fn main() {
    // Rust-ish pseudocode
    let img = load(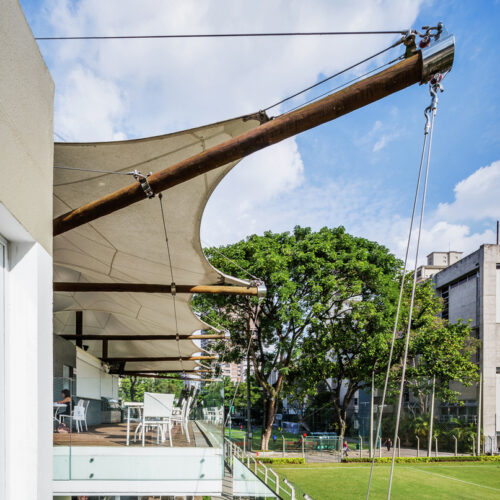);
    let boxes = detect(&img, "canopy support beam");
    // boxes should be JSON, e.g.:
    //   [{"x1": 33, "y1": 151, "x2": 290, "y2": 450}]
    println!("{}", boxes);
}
[
  {"x1": 54, "y1": 282, "x2": 259, "y2": 295},
  {"x1": 53, "y1": 53, "x2": 425, "y2": 236},
  {"x1": 116, "y1": 370, "x2": 211, "y2": 375},
  {"x1": 60, "y1": 334, "x2": 226, "y2": 341},
  {"x1": 104, "y1": 355, "x2": 216, "y2": 363}
]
